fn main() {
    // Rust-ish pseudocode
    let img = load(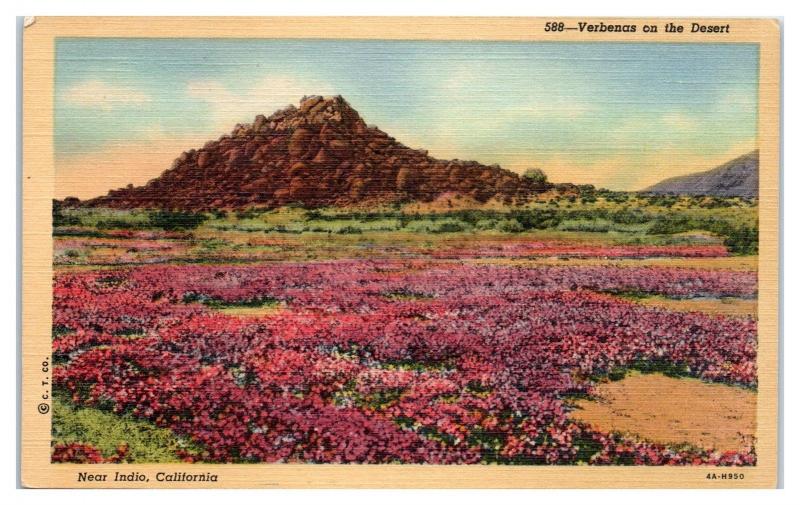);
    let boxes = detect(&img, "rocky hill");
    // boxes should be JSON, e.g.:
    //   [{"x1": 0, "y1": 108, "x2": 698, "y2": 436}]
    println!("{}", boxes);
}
[
  {"x1": 644, "y1": 151, "x2": 759, "y2": 198},
  {"x1": 81, "y1": 95, "x2": 547, "y2": 210}
]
